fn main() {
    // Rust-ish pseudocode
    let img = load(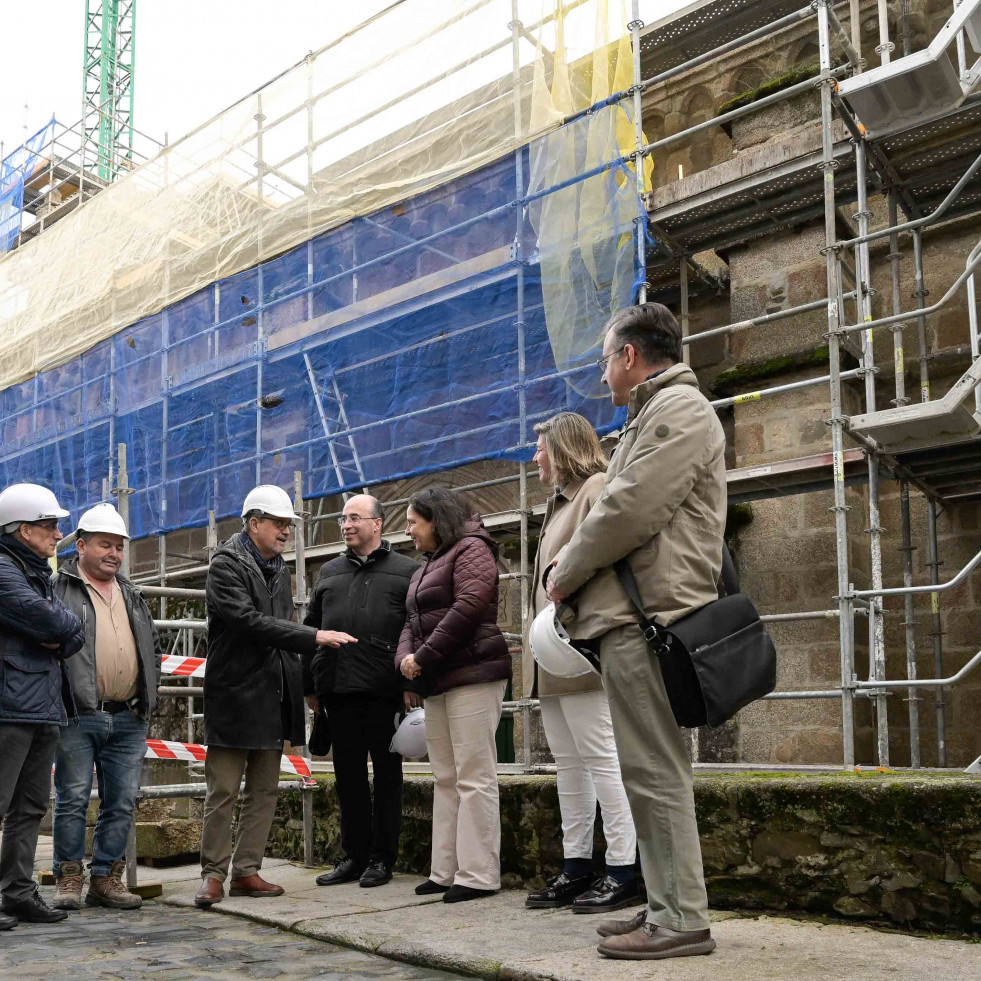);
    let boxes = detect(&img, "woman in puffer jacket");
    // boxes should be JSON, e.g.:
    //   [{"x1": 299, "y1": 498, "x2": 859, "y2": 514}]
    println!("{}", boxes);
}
[{"x1": 395, "y1": 487, "x2": 511, "y2": 903}]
